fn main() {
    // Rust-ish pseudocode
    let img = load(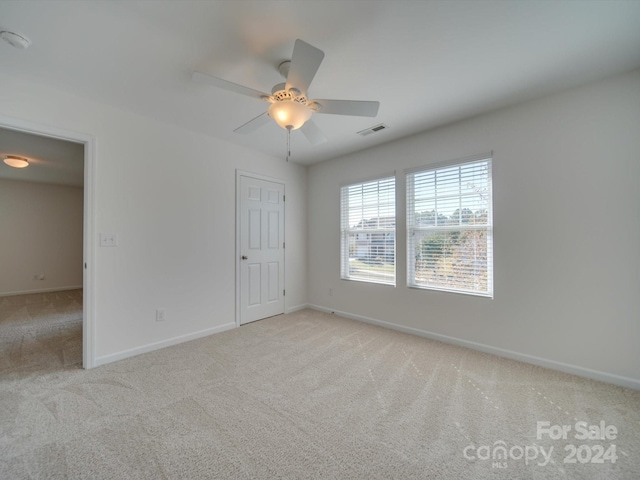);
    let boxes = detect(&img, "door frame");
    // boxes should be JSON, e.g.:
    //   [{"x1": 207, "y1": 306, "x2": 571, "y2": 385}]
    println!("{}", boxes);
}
[
  {"x1": 0, "y1": 115, "x2": 96, "y2": 368},
  {"x1": 235, "y1": 170, "x2": 286, "y2": 327}
]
